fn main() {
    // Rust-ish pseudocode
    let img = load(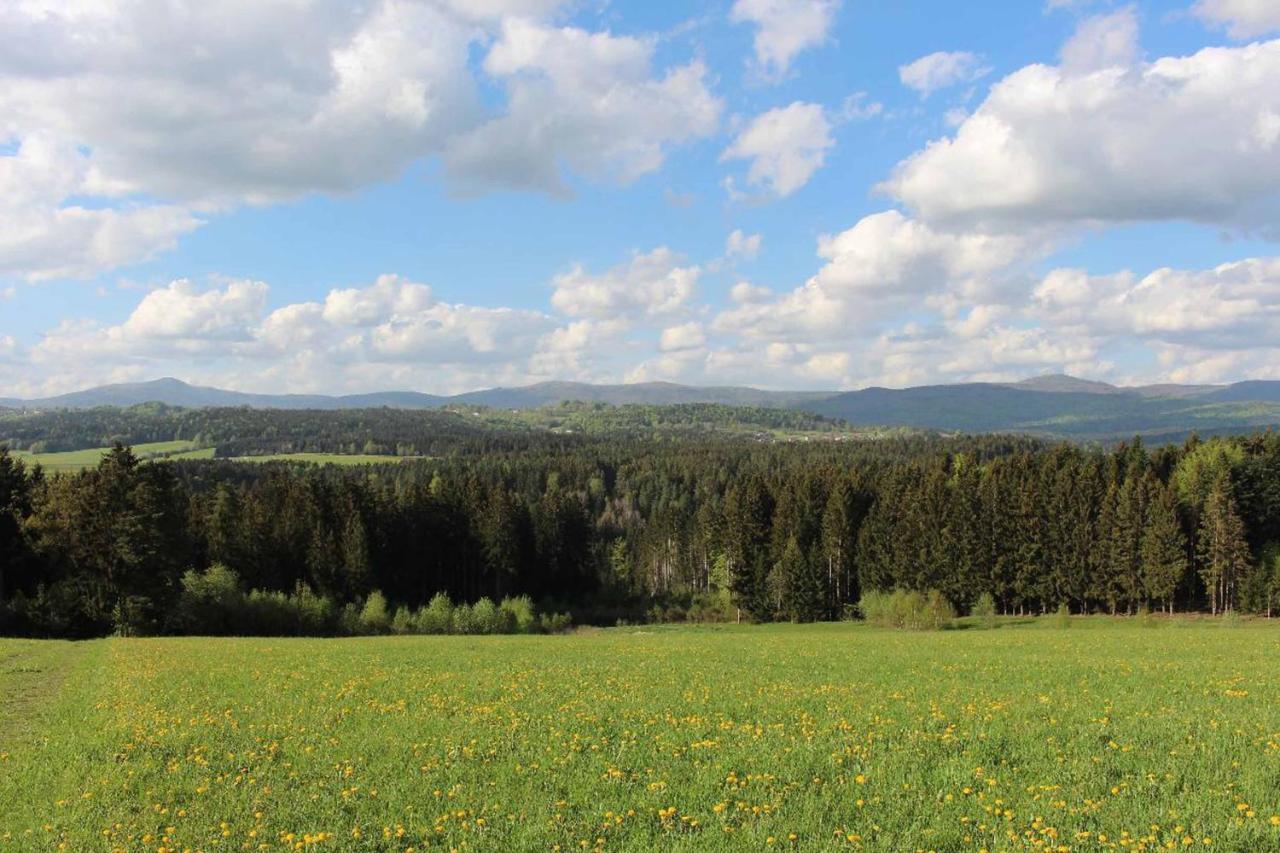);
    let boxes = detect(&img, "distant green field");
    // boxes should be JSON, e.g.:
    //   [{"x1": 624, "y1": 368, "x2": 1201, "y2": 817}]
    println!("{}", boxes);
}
[
  {"x1": 10, "y1": 440, "x2": 212, "y2": 472},
  {"x1": 3, "y1": 620, "x2": 1280, "y2": 850},
  {"x1": 226, "y1": 452, "x2": 423, "y2": 465}
]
